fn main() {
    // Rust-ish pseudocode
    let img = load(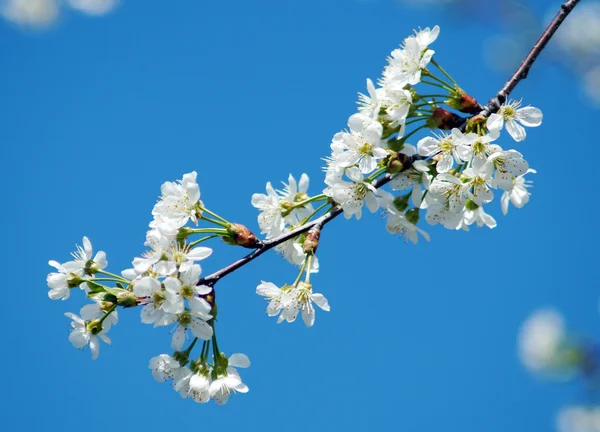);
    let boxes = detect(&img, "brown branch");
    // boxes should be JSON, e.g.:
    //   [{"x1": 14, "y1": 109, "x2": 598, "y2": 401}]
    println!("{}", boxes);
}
[
  {"x1": 477, "y1": 0, "x2": 581, "y2": 119},
  {"x1": 198, "y1": 0, "x2": 580, "y2": 287}
]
